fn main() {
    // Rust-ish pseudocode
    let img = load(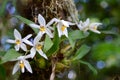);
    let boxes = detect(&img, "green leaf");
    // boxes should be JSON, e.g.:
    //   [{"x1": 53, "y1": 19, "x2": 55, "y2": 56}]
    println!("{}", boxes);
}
[
  {"x1": 0, "y1": 49, "x2": 22, "y2": 64},
  {"x1": 0, "y1": 51, "x2": 6, "y2": 58},
  {"x1": 0, "y1": 65, "x2": 6, "y2": 80},
  {"x1": 92, "y1": 38, "x2": 120, "y2": 61},
  {"x1": 0, "y1": 0, "x2": 8, "y2": 17},
  {"x1": 101, "y1": 30, "x2": 118, "y2": 35},
  {"x1": 46, "y1": 27, "x2": 60, "y2": 57},
  {"x1": 79, "y1": 60, "x2": 97, "y2": 75},
  {"x1": 15, "y1": 15, "x2": 39, "y2": 33},
  {"x1": 73, "y1": 45, "x2": 91, "y2": 60},
  {"x1": 43, "y1": 35, "x2": 53, "y2": 52},
  {"x1": 68, "y1": 30, "x2": 89, "y2": 48}
]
